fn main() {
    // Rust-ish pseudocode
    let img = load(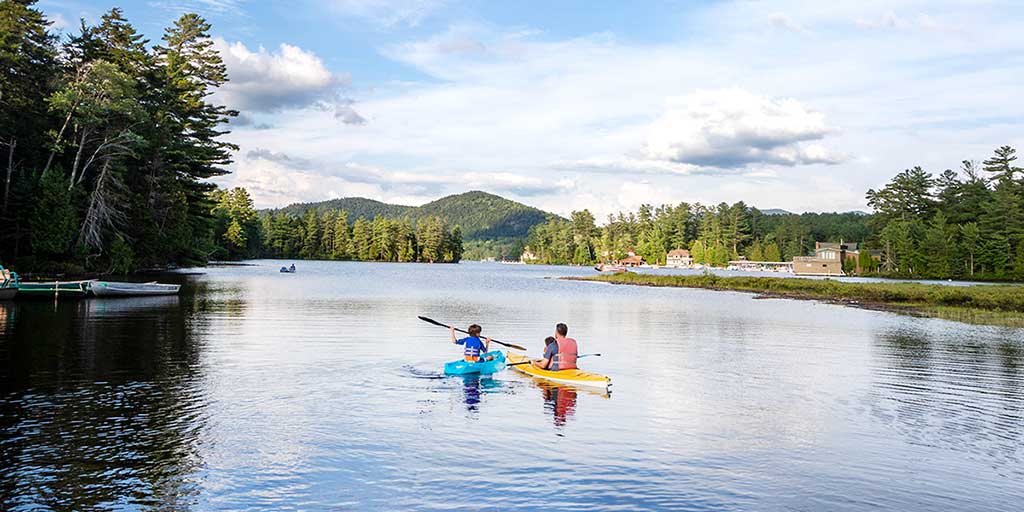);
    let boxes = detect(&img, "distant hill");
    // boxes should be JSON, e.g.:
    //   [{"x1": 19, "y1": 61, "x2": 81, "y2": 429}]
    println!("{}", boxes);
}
[
  {"x1": 272, "y1": 197, "x2": 413, "y2": 220},
  {"x1": 760, "y1": 208, "x2": 793, "y2": 215},
  {"x1": 268, "y1": 191, "x2": 558, "y2": 240}
]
